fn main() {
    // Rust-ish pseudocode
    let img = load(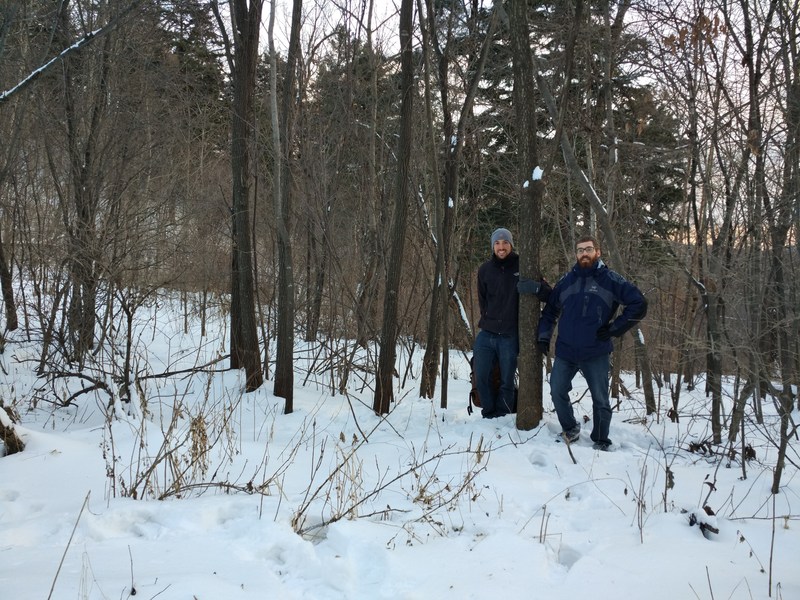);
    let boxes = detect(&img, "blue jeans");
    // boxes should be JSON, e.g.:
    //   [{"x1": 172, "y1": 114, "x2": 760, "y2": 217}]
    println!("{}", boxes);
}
[
  {"x1": 549, "y1": 353, "x2": 612, "y2": 442},
  {"x1": 473, "y1": 330, "x2": 518, "y2": 418}
]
